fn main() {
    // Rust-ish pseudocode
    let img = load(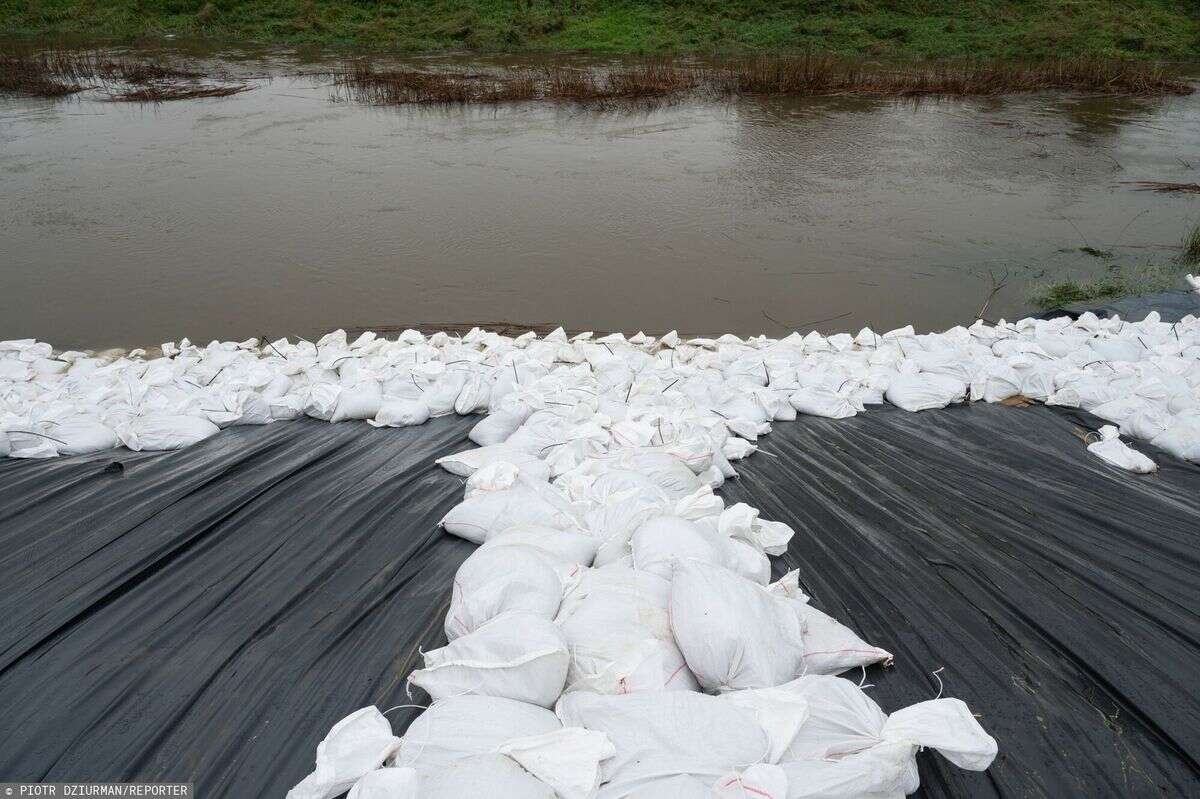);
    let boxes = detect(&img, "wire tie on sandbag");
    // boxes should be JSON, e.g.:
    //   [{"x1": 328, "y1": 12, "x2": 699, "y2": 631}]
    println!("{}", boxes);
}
[
  {"x1": 8, "y1": 430, "x2": 68, "y2": 446},
  {"x1": 931, "y1": 666, "x2": 945, "y2": 700},
  {"x1": 262, "y1": 335, "x2": 285, "y2": 359}
]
